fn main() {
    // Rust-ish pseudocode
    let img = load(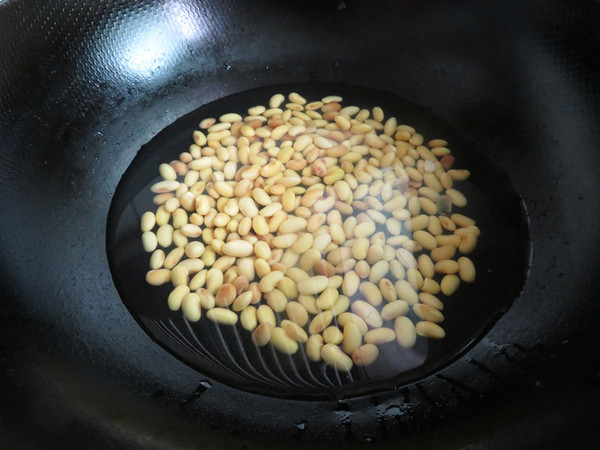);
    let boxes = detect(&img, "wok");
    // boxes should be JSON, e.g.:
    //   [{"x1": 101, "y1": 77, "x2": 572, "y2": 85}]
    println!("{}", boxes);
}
[{"x1": 1, "y1": 0, "x2": 600, "y2": 447}]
